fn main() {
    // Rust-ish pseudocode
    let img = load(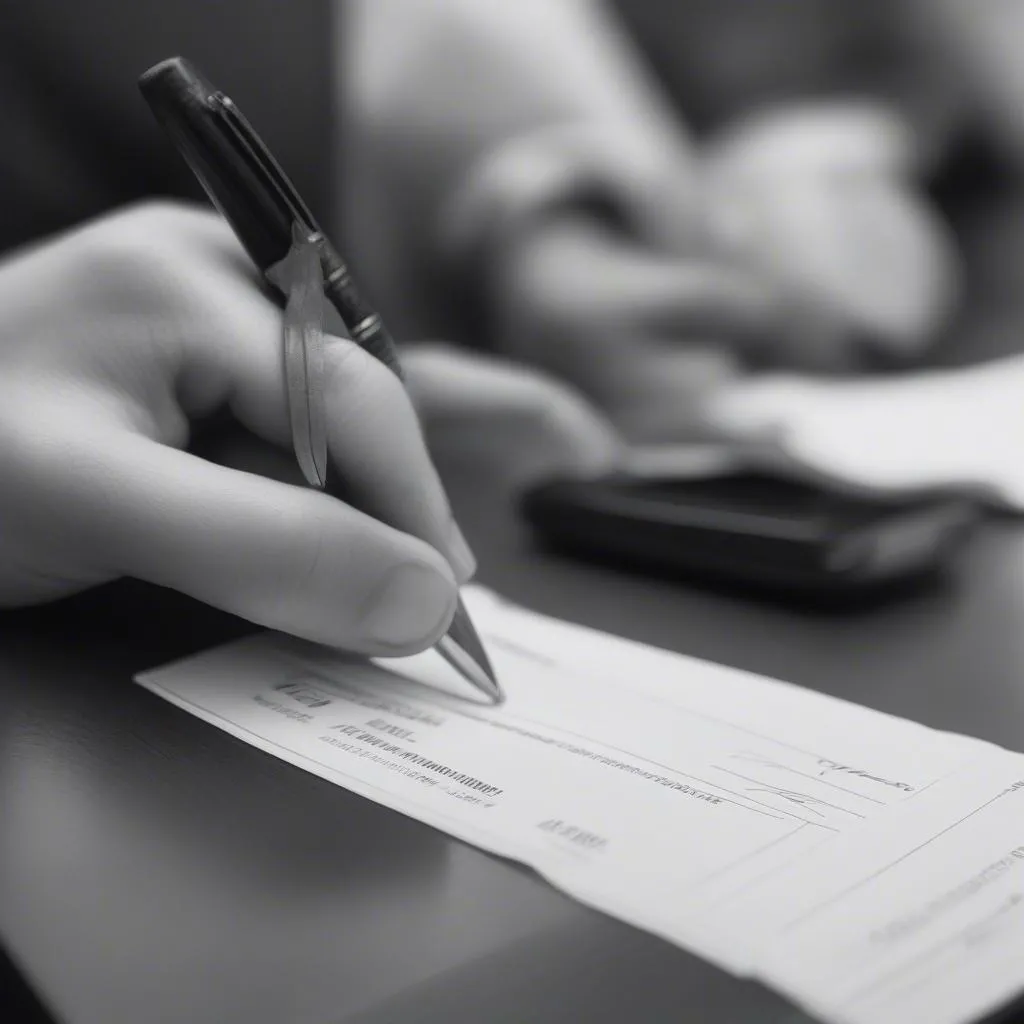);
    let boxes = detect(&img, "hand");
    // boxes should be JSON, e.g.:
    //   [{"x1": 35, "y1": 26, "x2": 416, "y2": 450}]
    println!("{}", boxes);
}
[
  {"x1": 404, "y1": 343, "x2": 622, "y2": 486},
  {"x1": 487, "y1": 211, "x2": 824, "y2": 443},
  {"x1": 702, "y1": 104, "x2": 962, "y2": 359},
  {"x1": 484, "y1": 106, "x2": 960, "y2": 445},
  {"x1": 0, "y1": 202, "x2": 615, "y2": 654}
]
